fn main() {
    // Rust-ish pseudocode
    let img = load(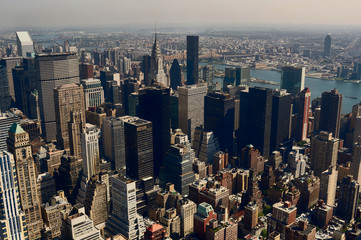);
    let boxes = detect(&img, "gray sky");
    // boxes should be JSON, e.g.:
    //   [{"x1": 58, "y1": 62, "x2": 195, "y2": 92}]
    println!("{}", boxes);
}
[{"x1": 2, "y1": 0, "x2": 361, "y2": 28}]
